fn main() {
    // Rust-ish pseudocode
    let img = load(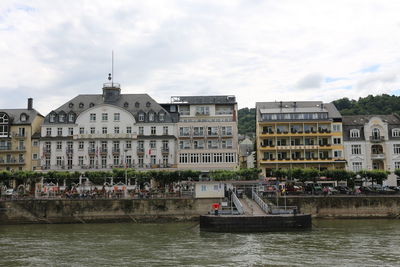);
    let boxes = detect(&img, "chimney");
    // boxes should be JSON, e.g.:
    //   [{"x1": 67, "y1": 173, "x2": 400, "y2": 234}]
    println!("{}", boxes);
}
[{"x1": 28, "y1": 98, "x2": 33, "y2": 110}]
